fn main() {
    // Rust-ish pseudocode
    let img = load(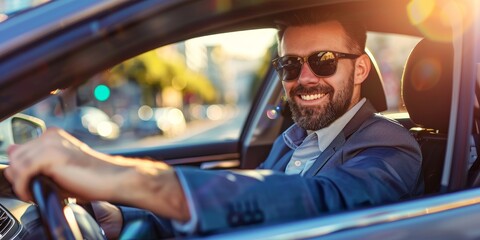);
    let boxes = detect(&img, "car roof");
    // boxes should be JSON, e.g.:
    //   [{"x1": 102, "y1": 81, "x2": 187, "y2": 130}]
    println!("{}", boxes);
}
[{"x1": 0, "y1": 0, "x2": 448, "y2": 120}]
